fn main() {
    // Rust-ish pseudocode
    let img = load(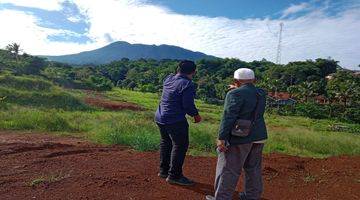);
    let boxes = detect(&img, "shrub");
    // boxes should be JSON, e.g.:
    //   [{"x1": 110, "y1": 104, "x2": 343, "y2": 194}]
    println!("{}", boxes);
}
[
  {"x1": 0, "y1": 87, "x2": 89, "y2": 110},
  {"x1": 0, "y1": 108, "x2": 76, "y2": 132},
  {"x1": 91, "y1": 118, "x2": 160, "y2": 151},
  {"x1": 204, "y1": 98, "x2": 224, "y2": 106},
  {"x1": 267, "y1": 102, "x2": 359, "y2": 124},
  {"x1": 139, "y1": 84, "x2": 156, "y2": 93},
  {"x1": 267, "y1": 105, "x2": 296, "y2": 116},
  {"x1": 294, "y1": 103, "x2": 329, "y2": 119},
  {"x1": 51, "y1": 76, "x2": 113, "y2": 91},
  {"x1": 84, "y1": 76, "x2": 113, "y2": 91},
  {"x1": 0, "y1": 75, "x2": 53, "y2": 91},
  {"x1": 327, "y1": 123, "x2": 360, "y2": 134},
  {"x1": 0, "y1": 96, "x2": 9, "y2": 110},
  {"x1": 343, "y1": 107, "x2": 360, "y2": 124}
]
